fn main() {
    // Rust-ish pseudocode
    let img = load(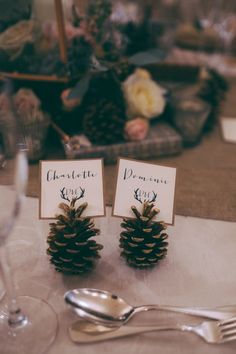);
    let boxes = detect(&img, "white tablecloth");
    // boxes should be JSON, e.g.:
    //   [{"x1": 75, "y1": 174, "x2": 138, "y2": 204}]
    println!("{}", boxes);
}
[{"x1": 3, "y1": 195, "x2": 236, "y2": 354}]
